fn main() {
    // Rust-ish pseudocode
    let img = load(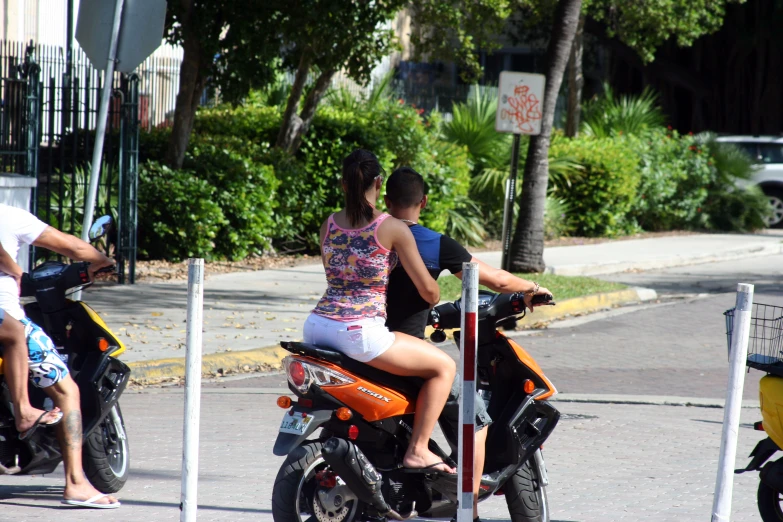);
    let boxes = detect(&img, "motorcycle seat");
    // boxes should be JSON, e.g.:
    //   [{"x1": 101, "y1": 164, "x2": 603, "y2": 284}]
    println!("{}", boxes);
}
[{"x1": 280, "y1": 341, "x2": 423, "y2": 399}]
